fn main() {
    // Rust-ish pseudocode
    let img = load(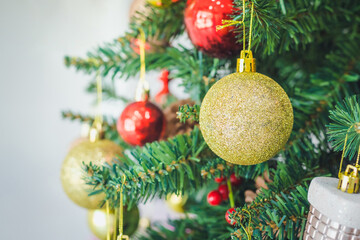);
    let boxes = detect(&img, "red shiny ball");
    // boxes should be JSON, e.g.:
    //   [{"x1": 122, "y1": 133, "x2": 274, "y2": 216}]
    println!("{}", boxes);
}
[
  {"x1": 184, "y1": 0, "x2": 241, "y2": 58},
  {"x1": 230, "y1": 173, "x2": 242, "y2": 186},
  {"x1": 117, "y1": 101, "x2": 166, "y2": 146},
  {"x1": 207, "y1": 190, "x2": 222, "y2": 206},
  {"x1": 214, "y1": 176, "x2": 226, "y2": 183},
  {"x1": 218, "y1": 184, "x2": 229, "y2": 200},
  {"x1": 225, "y1": 207, "x2": 236, "y2": 225}
]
